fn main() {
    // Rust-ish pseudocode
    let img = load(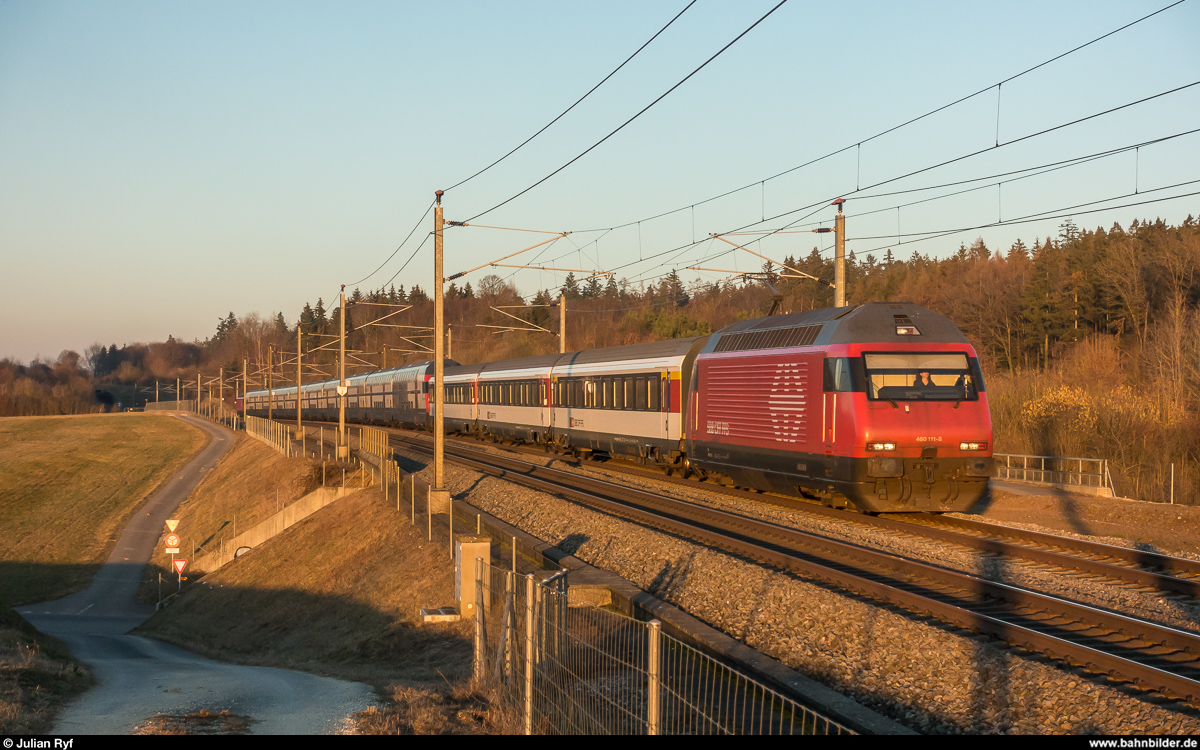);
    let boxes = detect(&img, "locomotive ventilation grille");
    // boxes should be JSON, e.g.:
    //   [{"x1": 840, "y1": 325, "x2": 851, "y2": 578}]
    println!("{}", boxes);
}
[{"x1": 713, "y1": 324, "x2": 822, "y2": 353}]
